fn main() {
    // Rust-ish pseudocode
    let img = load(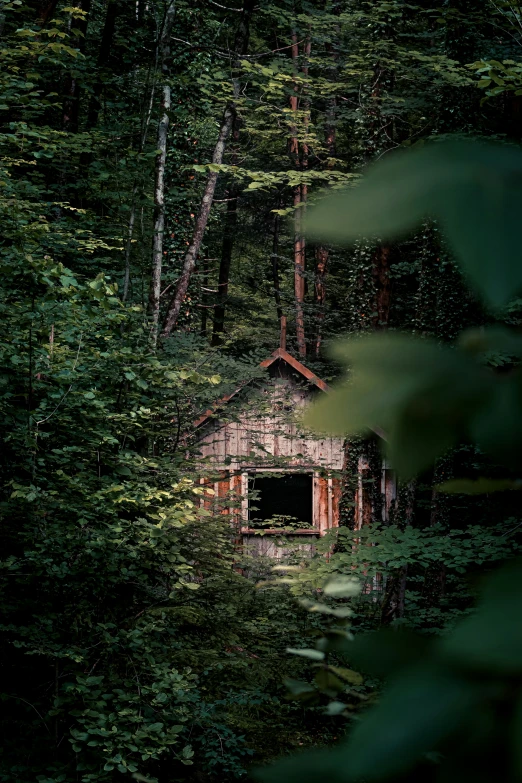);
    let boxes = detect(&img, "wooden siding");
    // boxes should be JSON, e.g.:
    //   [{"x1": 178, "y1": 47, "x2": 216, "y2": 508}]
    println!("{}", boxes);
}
[{"x1": 197, "y1": 386, "x2": 344, "y2": 471}]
